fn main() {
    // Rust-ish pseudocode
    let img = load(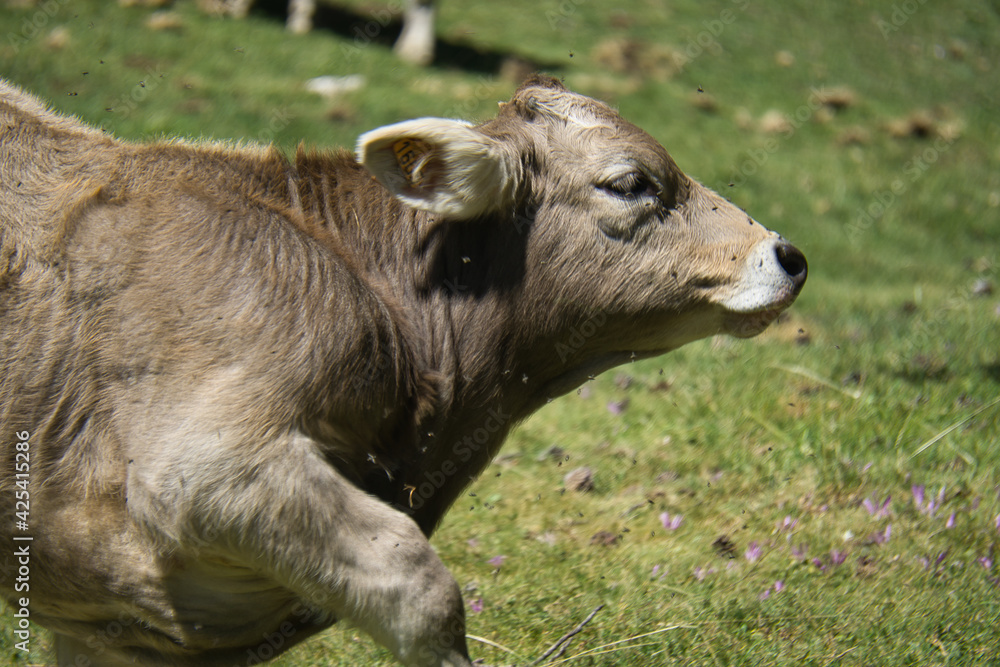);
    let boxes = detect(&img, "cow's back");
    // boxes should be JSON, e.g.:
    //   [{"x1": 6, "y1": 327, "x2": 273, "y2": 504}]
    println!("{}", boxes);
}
[{"x1": 0, "y1": 78, "x2": 407, "y2": 462}]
